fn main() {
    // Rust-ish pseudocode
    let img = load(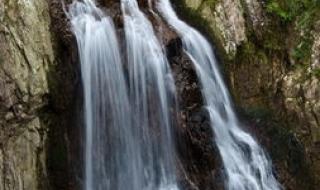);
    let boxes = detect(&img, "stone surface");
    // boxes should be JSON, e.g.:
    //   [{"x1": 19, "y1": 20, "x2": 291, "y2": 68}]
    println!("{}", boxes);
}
[
  {"x1": 167, "y1": 38, "x2": 222, "y2": 190},
  {"x1": 0, "y1": 0, "x2": 55, "y2": 189},
  {"x1": 179, "y1": 0, "x2": 247, "y2": 57}
]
